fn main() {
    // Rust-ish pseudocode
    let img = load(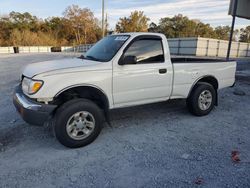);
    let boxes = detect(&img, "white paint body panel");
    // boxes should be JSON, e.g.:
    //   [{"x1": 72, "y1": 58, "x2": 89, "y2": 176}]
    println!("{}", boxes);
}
[
  {"x1": 30, "y1": 60, "x2": 113, "y2": 108},
  {"x1": 171, "y1": 62, "x2": 236, "y2": 99},
  {"x1": 22, "y1": 32, "x2": 236, "y2": 110},
  {"x1": 112, "y1": 34, "x2": 173, "y2": 108}
]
